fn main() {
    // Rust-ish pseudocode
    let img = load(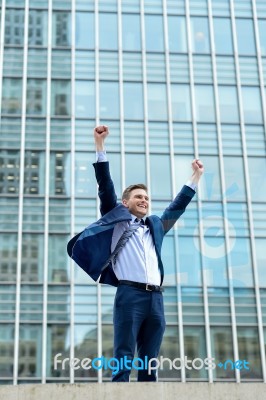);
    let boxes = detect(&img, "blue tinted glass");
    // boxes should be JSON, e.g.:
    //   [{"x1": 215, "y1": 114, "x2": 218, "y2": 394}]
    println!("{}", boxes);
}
[
  {"x1": 99, "y1": 13, "x2": 118, "y2": 50},
  {"x1": 2, "y1": 78, "x2": 22, "y2": 115},
  {"x1": 200, "y1": 156, "x2": 222, "y2": 201},
  {"x1": 218, "y1": 86, "x2": 239, "y2": 123},
  {"x1": 147, "y1": 83, "x2": 168, "y2": 121},
  {"x1": 125, "y1": 153, "x2": 146, "y2": 188},
  {"x1": 213, "y1": 18, "x2": 233, "y2": 54},
  {"x1": 191, "y1": 17, "x2": 210, "y2": 53},
  {"x1": 168, "y1": 16, "x2": 187, "y2": 53},
  {"x1": 5, "y1": 9, "x2": 24, "y2": 45},
  {"x1": 256, "y1": 239, "x2": 266, "y2": 286},
  {"x1": 75, "y1": 80, "x2": 95, "y2": 118},
  {"x1": 224, "y1": 156, "x2": 246, "y2": 201},
  {"x1": 145, "y1": 15, "x2": 164, "y2": 52},
  {"x1": 122, "y1": 14, "x2": 141, "y2": 51},
  {"x1": 230, "y1": 238, "x2": 253, "y2": 287},
  {"x1": 258, "y1": 19, "x2": 266, "y2": 55},
  {"x1": 28, "y1": 10, "x2": 48, "y2": 46},
  {"x1": 123, "y1": 82, "x2": 144, "y2": 120},
  {"x1": 178, "y1": 236, "x2": 202, "y2": 286},
  {"x1": 195, "y1": 85, "x2": 215, "y2": 122},
  {"x1": 100, "y1": 81, "x2": 119, "y2": 119},
  {"x1": 51, "y1": 80, "x2": 71, "y2": 116},
  {"x1": 150, "y1": 154, "x2": 171, "y2": 199},
  {"x1": 171, "y1": 84, "x2": 191, "y2": 121},
  {"x1": 241, "y1": 86, "x2": 263, "y2": 124},
  {"x1": 236, "y1": 19, "x2": 256, "y2": 55},
  {"x1": 247, "y1": 157, "x2": 266, "y2": 201},
  {"x1": 52, "y1": 12, "x2": 71, "y2": 47},
  {"x1": 76, "y1": 12, "x2": 94, "y2": 49}
]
